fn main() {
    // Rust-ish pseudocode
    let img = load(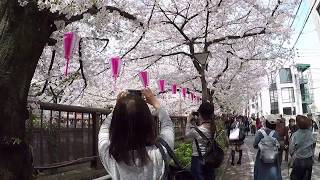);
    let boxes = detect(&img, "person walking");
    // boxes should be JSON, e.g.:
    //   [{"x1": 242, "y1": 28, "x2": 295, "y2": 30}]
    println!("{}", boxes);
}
[
  {"x1": 243, "y1": 116, "x2": 250, "y2": 136},
  {"x1": 229, "y1": 116, "x2": 246, "y2": 166},
  {"x1": 275, "y1": 117, "x2": 289, "y2": 165},
  {"x1": 253, "y1": 115, "x2": 282, "y2": 180},
  {"x1": 256, "y1": 117, "x2": 262, "y2": 130},
  {"x1": 289, "y1": 115, "x2": 316, "y2": 180},
  {"x1": 185, "y1": 102, "x2": 216, "y2": 180},
  {"x1": 98, "y1": 89, "x2": 174, "y2": 180},
  {"x1": 288, "y1": 118, "x2": 298, "y2": 138},
  {"x1": 251, "y1": 118, "x2": 257, "y2": 135}
]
